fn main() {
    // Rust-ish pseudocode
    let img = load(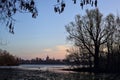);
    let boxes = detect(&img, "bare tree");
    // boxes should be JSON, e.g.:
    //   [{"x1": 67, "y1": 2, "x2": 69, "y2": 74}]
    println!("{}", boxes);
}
[
  {"x1": 104, "y1": 14, "x2": 117, "y2": 69},
  {"x1": 65, "y1": 8, "x2": 120, "y2": 71},
  {"x1": 104, "y1": 14, "x2": 120, "y2": 70},
  {"x1": 66, "y1": 47, "x2": 81, "y2": 68},
  {"x1": 66, "y1": 46, "x2": 92, "y2": 68}
]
